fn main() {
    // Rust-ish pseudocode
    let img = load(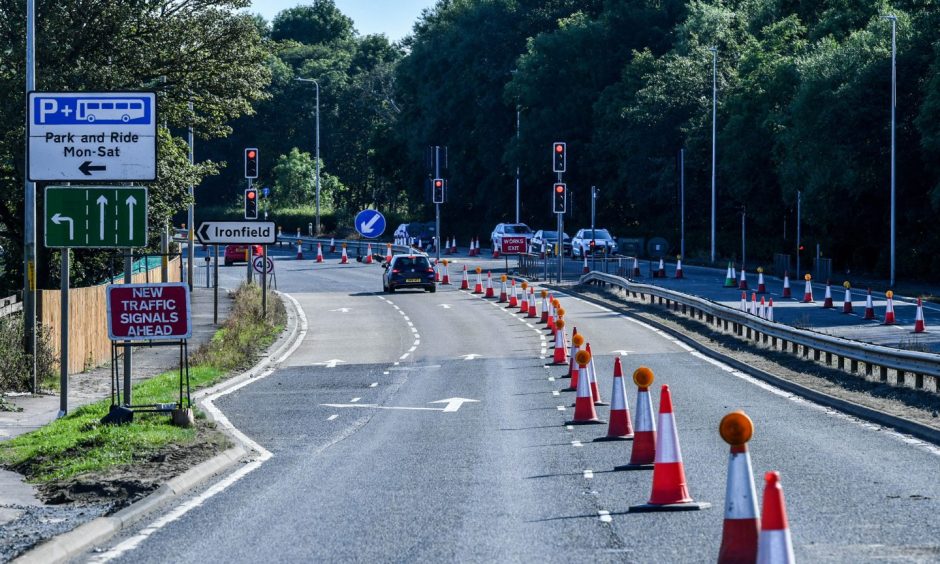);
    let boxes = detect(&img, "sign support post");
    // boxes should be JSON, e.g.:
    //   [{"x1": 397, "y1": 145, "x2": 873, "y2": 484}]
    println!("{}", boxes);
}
[
  {"x1": 262, "y1": 245, "x2": 268, "y2": 318},
  {"x1": 123, "y1": 253, "x2": 133, "y2": 406},
  {"x1": 59, "y1": 248, "x2": 68, "y2": 416},
  {"x1": 213, "y1": 244, "x2": 219, "y2": 324}
]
